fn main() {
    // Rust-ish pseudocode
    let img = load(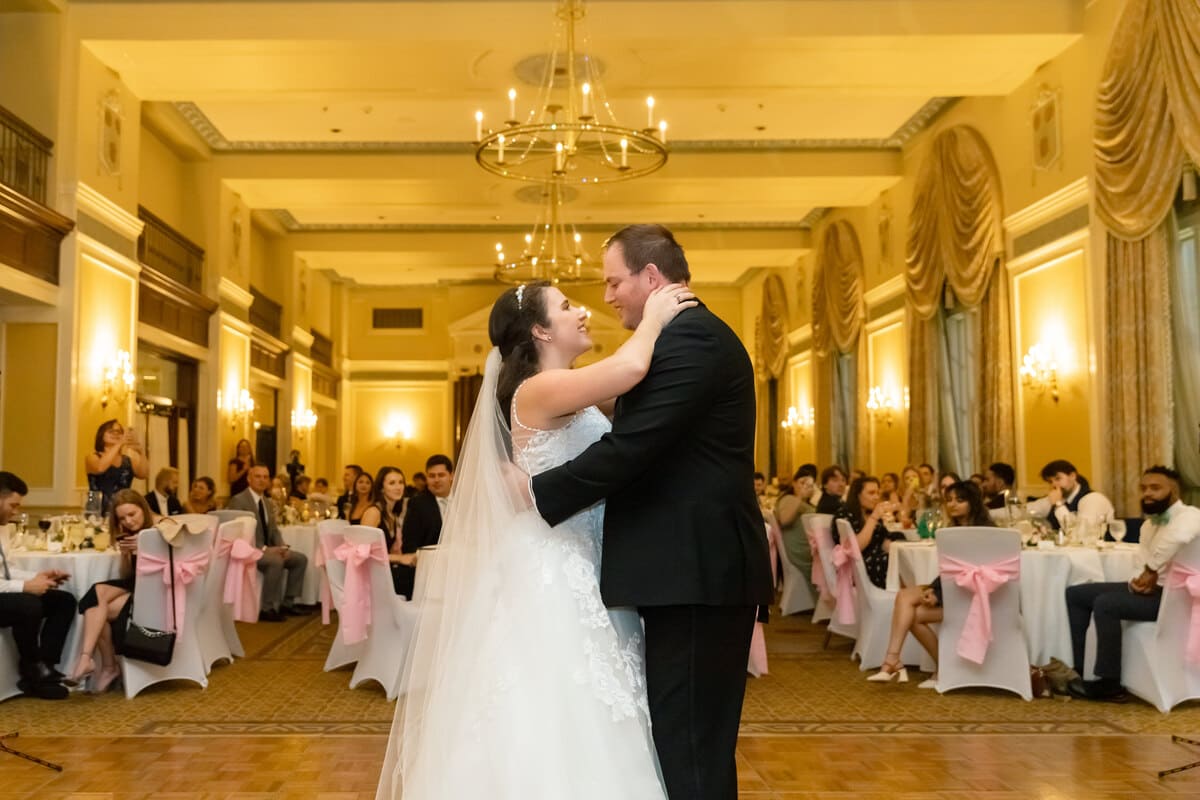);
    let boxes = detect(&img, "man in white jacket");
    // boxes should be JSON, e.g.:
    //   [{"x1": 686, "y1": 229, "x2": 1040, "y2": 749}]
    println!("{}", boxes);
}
[{"x1": 0, "y1": 471, "x2": 76, "y2": 699}]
